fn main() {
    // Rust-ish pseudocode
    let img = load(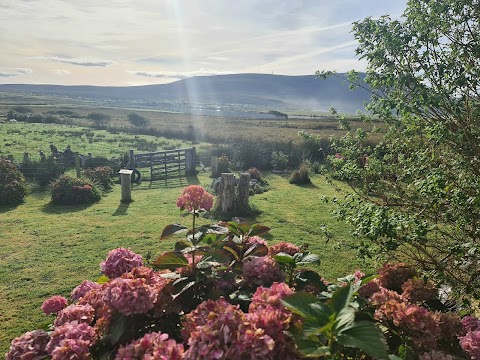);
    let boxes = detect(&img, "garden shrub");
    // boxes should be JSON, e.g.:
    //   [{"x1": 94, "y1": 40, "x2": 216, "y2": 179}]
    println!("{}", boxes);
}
[
  {"x1": 0, "y1": 158, "x2": 27, "y2": 205},
  {"x1": 247, "y1": 167, "x2": 261, "y2": 181},
  {"x1": 84, "y1": 156, "x2": 122, "y2": 173},
  {"x1": 6, "y1": 184, "x2": 480, "y2": 359},
  {"x1": 84, "y1": 166, "x2": 114, "y2": 190},
  {"x1": 50, "y1": 175, "x2": 101, "y2": 205},
  {"x1": 20, "y1": 158, "x2": 65, "y2": 188},
  {"x1": 271, "y1": 151, "x2": 289, "y2": 171},
  {"x1": 289, "y1": 163, "x2": 310, "y2": 184}
]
